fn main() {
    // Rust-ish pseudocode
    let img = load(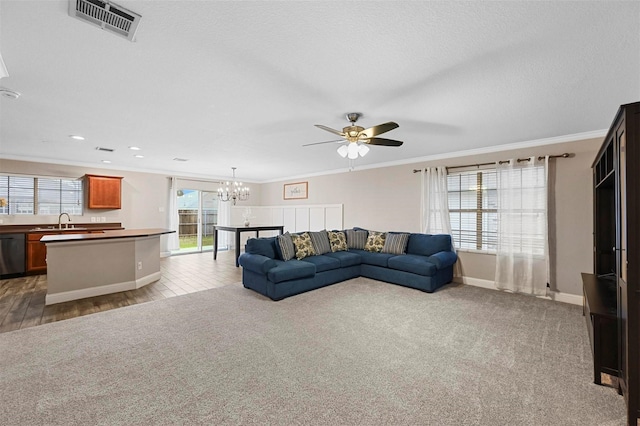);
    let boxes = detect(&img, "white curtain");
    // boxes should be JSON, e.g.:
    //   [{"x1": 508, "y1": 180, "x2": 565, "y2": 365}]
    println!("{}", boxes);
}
[
  {"x1": 217, "y1": 199, "x2": 231, "y2": 250},
  {"x1": 167, "y1": 177, "x2": 180, "y2": 252},
  {"x1": 494, "y1": 156, "x2": 549, "y2": 295},
  {"x1": 421, "y1": 167, "x2": 454, "y2": 239}
]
